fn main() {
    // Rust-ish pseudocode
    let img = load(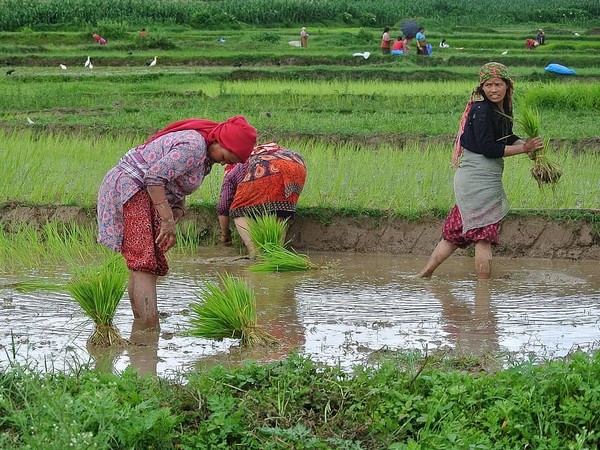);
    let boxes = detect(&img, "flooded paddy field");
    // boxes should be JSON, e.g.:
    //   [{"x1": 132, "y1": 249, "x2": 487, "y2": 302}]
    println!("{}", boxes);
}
[{"x1": 1, "y1": 249, "x2": 599, "y2": 378}]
